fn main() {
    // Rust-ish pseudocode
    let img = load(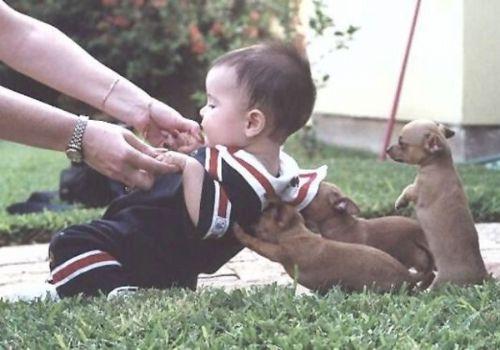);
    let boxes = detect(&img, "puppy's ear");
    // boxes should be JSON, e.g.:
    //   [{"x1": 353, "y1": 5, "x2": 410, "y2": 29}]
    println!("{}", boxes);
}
[
  {"x1": 443, "y1": 127, "x2": 455, "y2": 139},
  {"x1": 326, "y1": 189, "x2": 342, "y2": 206},
  {"x1": 273, "y1": 203, "x2": 293, "y2": 228},
  {"x1": 424, "y1": 133, "x2": 445, "y2": 154},
  {"x1": 333, "y1": 197, "x2": 360, "y2": 215},
  {"x1": 438, "y1": 124, "x2": 455, "y2": 139}
]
